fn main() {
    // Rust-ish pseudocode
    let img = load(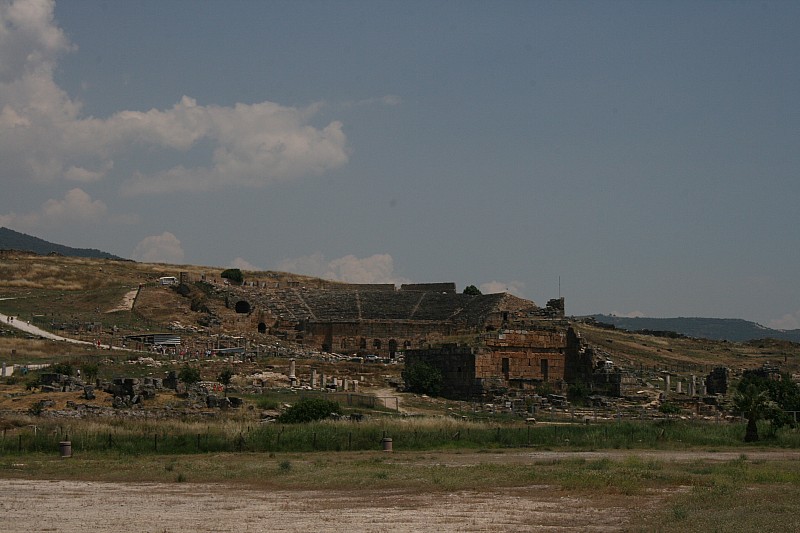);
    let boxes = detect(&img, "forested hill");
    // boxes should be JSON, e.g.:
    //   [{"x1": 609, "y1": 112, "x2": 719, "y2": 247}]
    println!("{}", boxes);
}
[
  {"x1": 587, "y1": 315, "x2": 800, "y2": 343},
  {"x1": 0, "y1": 227, "x2": 123, "y2": 260}
]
